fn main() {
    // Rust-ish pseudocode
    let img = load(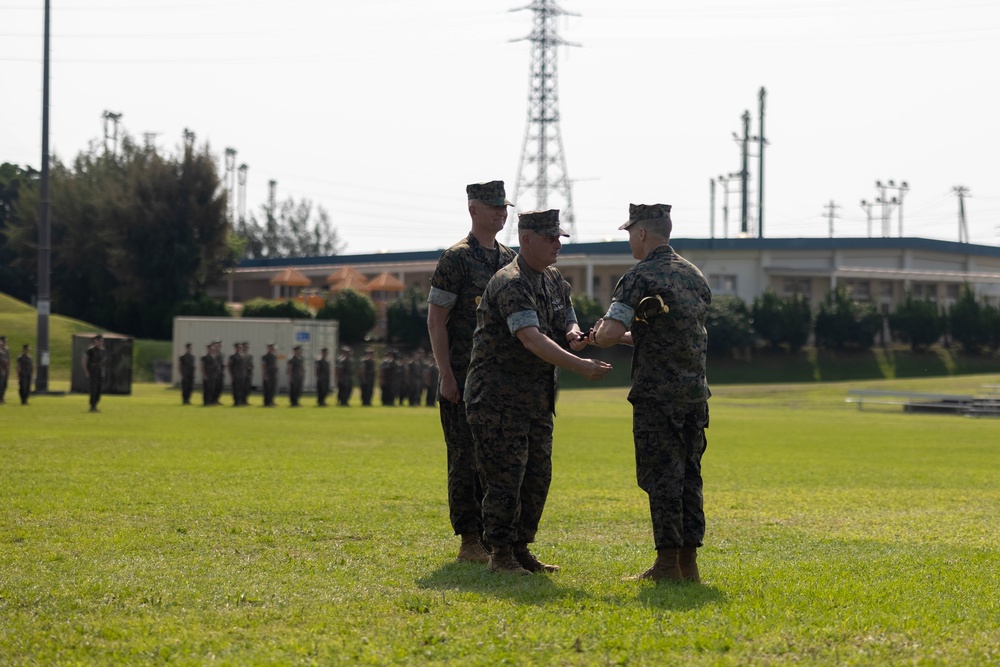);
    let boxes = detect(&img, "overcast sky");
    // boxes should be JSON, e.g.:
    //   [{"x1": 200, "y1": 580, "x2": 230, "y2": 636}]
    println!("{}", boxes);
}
[{"x1": 3, "y1": 0, "x2": 999, "y2": 255}]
